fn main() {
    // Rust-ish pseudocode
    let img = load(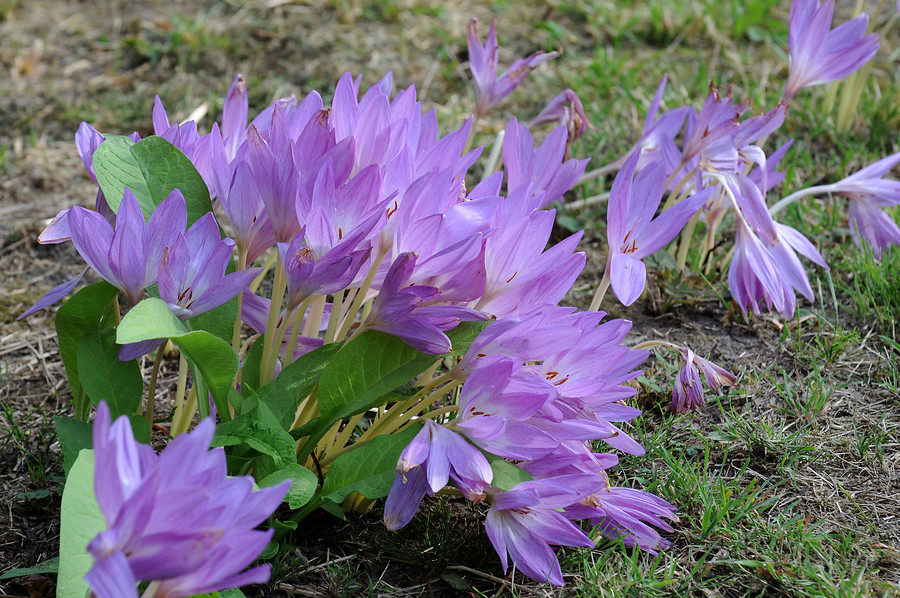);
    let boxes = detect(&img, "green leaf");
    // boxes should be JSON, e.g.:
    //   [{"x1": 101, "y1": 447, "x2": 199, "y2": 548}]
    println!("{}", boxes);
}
[
  {"x1": 239, "y1": 337, "x2": 264, "y2": 399},
  {"x1": 320, "y1": 426, "x2": 419, "y2": 503},
  {"x1": 58, "y1": 450, "x2": 105, "y2": 598},
  {"x1": 317, "y1": 331, "x2": 436, "y2": 423},
  {"x1": 445, "y1": 320, "x2": 491, "y2": 356},
  {"x1": 188, "y1": 295, "x2": 239, "y2": 343},
  {"x1": 118, "y1": 299, "x2": 239, "y2": 419},
  {"x1": 212, "y1": 402, "x2": 295, "y2": 468},
  {"x1": 297, "y1": 331, "x2": 435, "y2": 461},
  {"x1": 54, "y1": 416, "x2": 93, "y2": 477},
  {"x1": 77, "y1": 329, "x2": 144, "y2": 418},
  {"x1": 55, "y1": 281, "x2": 120, "y2": 420},
  {"x1": 116, "y1": 297, "x2": 189, "y2": 344},
  {"x1": 258, "y1": 463, "x2": 318, "y2": 509},
  {"x1": 172, "y1": 331, "x2": 238, "y2": 421},
  {"x1": 486, "y1": 454, "x2": 532, "y2": 491},
  {"x1": 254, "y1": 341, "x2": 342, "y2": 428},
  {"x1": 92, "y1": 135, "x2": 213, "y2": 225},
  {"x1": 0, "y1": 557, "x2": 59, "y2": 579}
]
